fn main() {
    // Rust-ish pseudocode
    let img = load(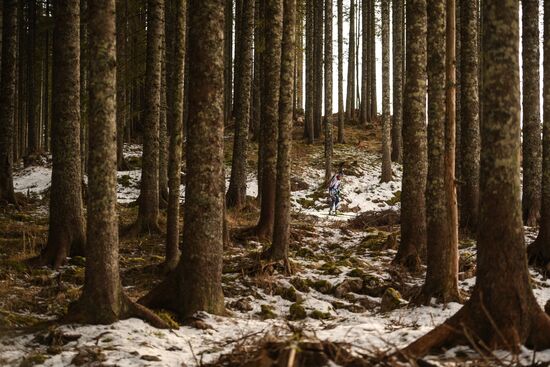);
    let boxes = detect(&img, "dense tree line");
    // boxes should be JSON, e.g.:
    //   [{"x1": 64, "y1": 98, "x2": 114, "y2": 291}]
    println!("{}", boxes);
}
[{"x1": 1, "y1": 0, "x2": 550, "y2": 358}]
